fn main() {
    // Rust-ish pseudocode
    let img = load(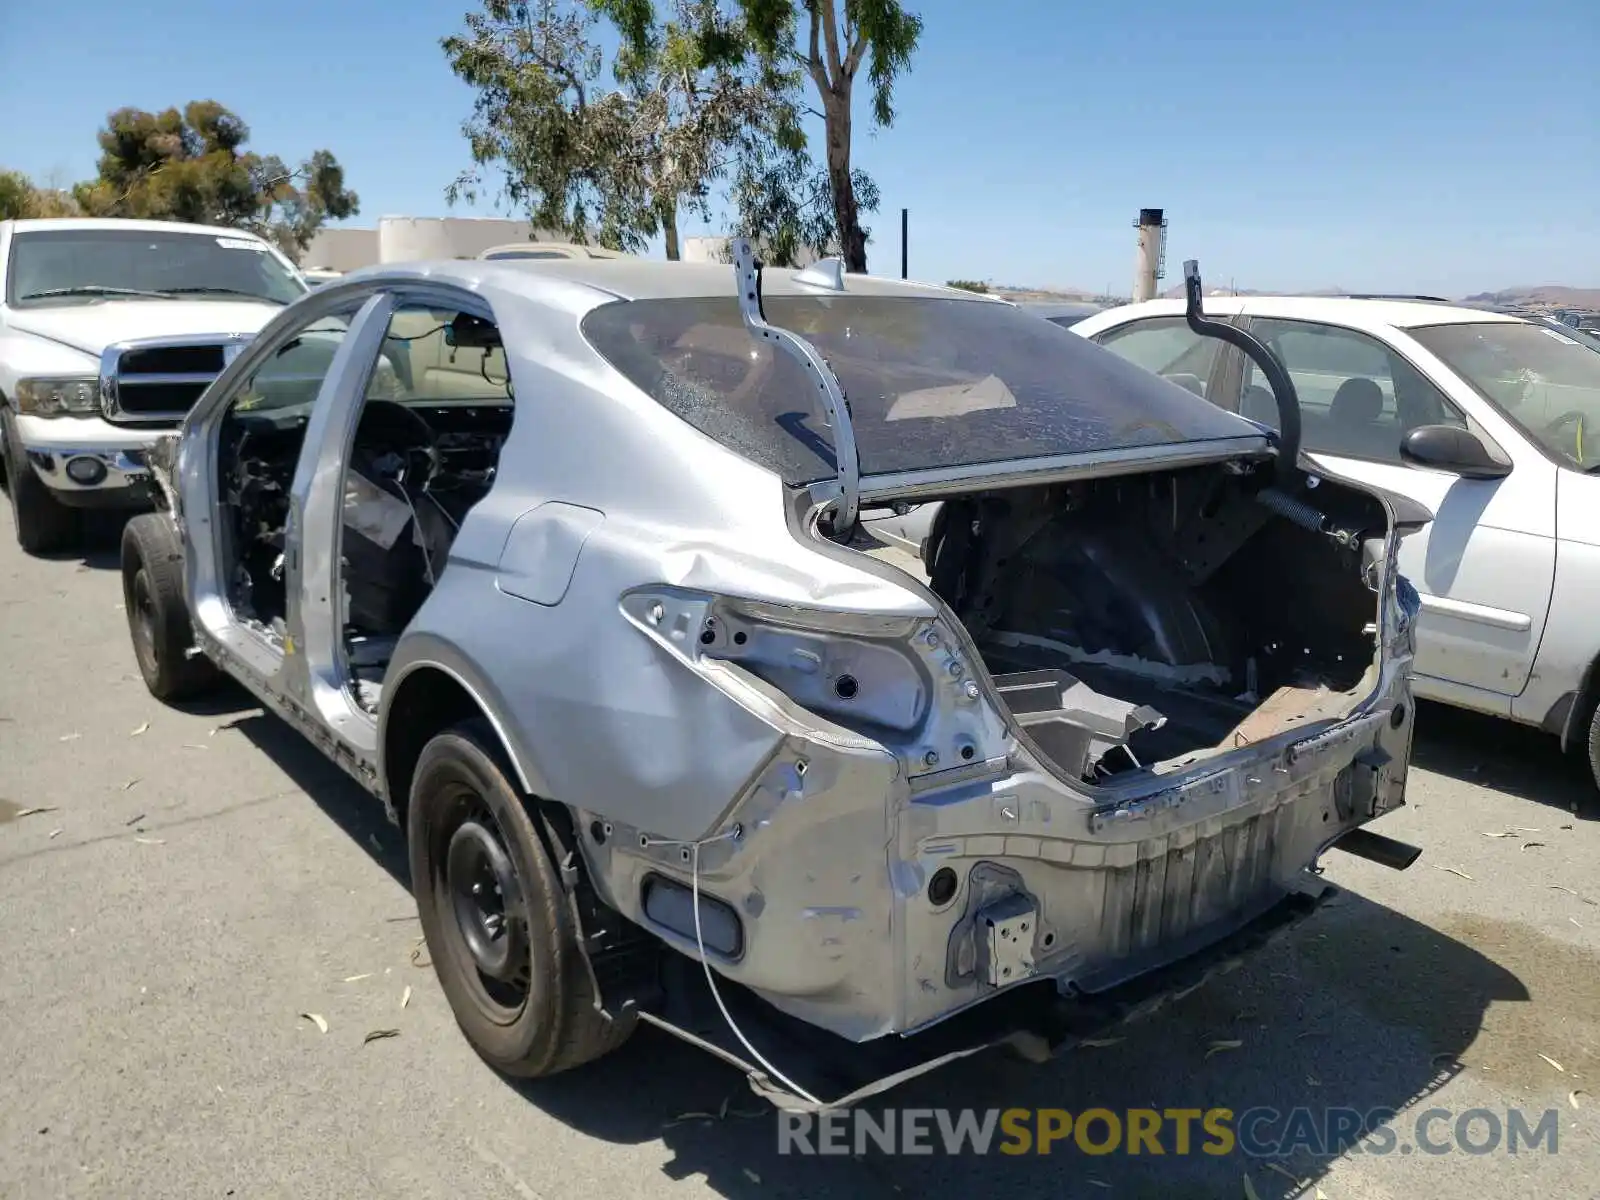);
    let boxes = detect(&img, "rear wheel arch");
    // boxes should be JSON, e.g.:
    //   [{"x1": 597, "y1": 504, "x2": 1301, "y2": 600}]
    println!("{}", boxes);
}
[{"x1": 378, "y1": 661, "x2": 545, "y2": 826}]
